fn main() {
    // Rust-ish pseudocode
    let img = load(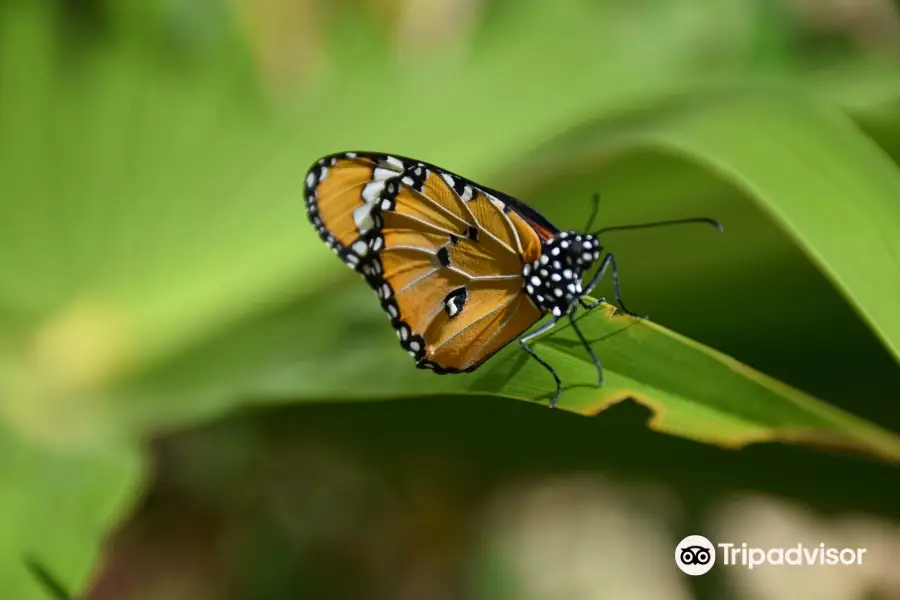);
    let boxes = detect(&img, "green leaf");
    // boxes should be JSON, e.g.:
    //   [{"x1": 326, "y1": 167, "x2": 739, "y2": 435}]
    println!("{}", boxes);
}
[
  {"x1": 470, "y1": 304, "x2": 900, "y2": 461},
  {"x1": 656, "y1": 94, "x2": 900, "y2": 363},
  {"x1": 0, "y1": 428, "x2": 143, "y2": 600}
]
